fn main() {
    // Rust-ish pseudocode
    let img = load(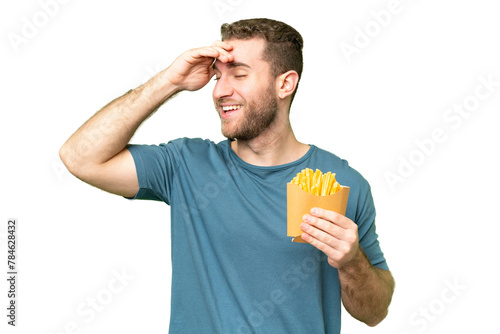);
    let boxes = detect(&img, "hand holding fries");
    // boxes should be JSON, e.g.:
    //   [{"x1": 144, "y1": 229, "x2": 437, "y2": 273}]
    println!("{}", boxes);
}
[
  {"x1": 287, "y1": 168, "x2": 349, "y2": 244},
  {"x1": 287, "y1": 169, "x2": 359, "y2": 268},
  {"x1": 301, "y1": 207, "x2": 360, "y2": 269}
]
